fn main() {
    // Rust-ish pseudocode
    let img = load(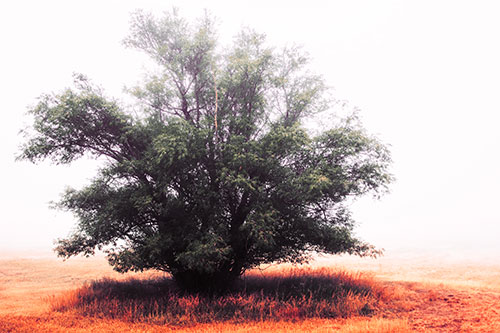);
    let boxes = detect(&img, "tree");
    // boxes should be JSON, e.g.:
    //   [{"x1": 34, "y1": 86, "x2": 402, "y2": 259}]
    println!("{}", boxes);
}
[{"x1": 19, "y1": 10, "x2": 392, "y2": 292}]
